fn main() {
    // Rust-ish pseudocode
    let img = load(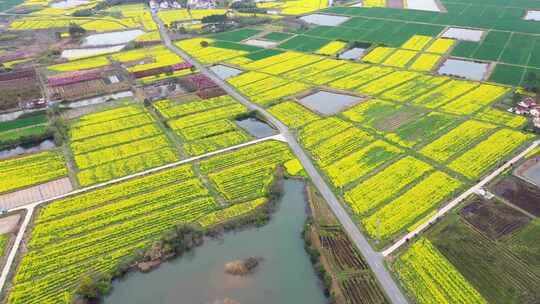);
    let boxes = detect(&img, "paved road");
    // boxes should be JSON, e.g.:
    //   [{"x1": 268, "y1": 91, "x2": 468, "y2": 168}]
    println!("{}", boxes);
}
[
  {"x1": 382, "y1": 139, "x2": 540, "y2": 256},
  {"x1": 153, "y1": 14, "x2": 408, "y2": 304}
]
